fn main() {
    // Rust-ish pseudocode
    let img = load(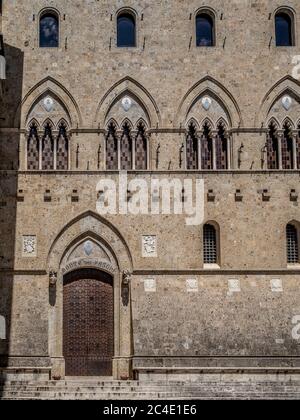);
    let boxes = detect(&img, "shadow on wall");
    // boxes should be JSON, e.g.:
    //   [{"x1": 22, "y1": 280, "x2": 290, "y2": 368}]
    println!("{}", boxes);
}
[{"x1": 0, "y1": 43, "x2": 24, "y2": 395}]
